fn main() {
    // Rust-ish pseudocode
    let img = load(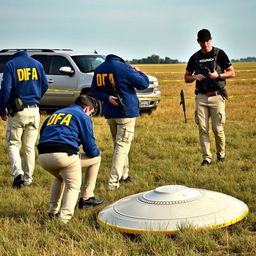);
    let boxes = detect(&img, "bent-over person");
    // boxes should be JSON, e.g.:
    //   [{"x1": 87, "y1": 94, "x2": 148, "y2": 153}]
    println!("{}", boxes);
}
[{"x1": 37, "y1": 95, "x2": 104, "y2": 223}]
